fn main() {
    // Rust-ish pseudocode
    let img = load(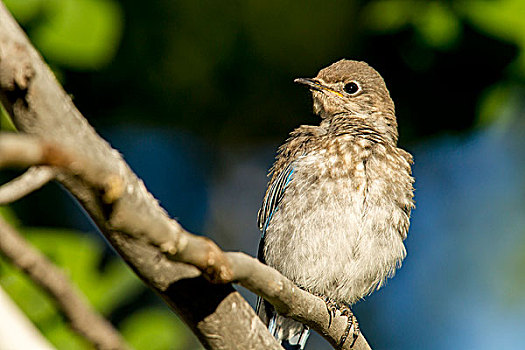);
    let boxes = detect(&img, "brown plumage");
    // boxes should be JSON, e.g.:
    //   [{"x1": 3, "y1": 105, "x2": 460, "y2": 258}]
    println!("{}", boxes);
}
[{"x1": 257, "y1": 59, "x2": 414, "y2": 349}]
